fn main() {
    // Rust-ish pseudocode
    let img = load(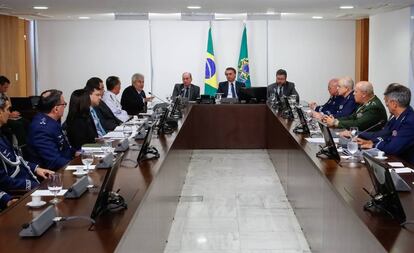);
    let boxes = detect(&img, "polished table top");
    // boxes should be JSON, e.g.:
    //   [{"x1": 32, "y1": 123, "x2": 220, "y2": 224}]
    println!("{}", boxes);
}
[{"x1": 1, "y1": 103, "x2": 413, "y2": 253}]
